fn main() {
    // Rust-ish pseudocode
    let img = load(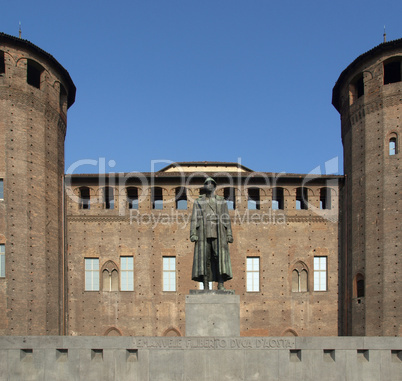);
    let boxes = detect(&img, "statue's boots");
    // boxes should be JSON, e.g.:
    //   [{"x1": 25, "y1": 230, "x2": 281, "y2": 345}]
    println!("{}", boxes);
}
[
  {"x1": 203, "y1": 280, "x2": 210, "y2": 290},
  {"x1": 217, "y1": 282, "x2": 225, "y2": 290}
]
